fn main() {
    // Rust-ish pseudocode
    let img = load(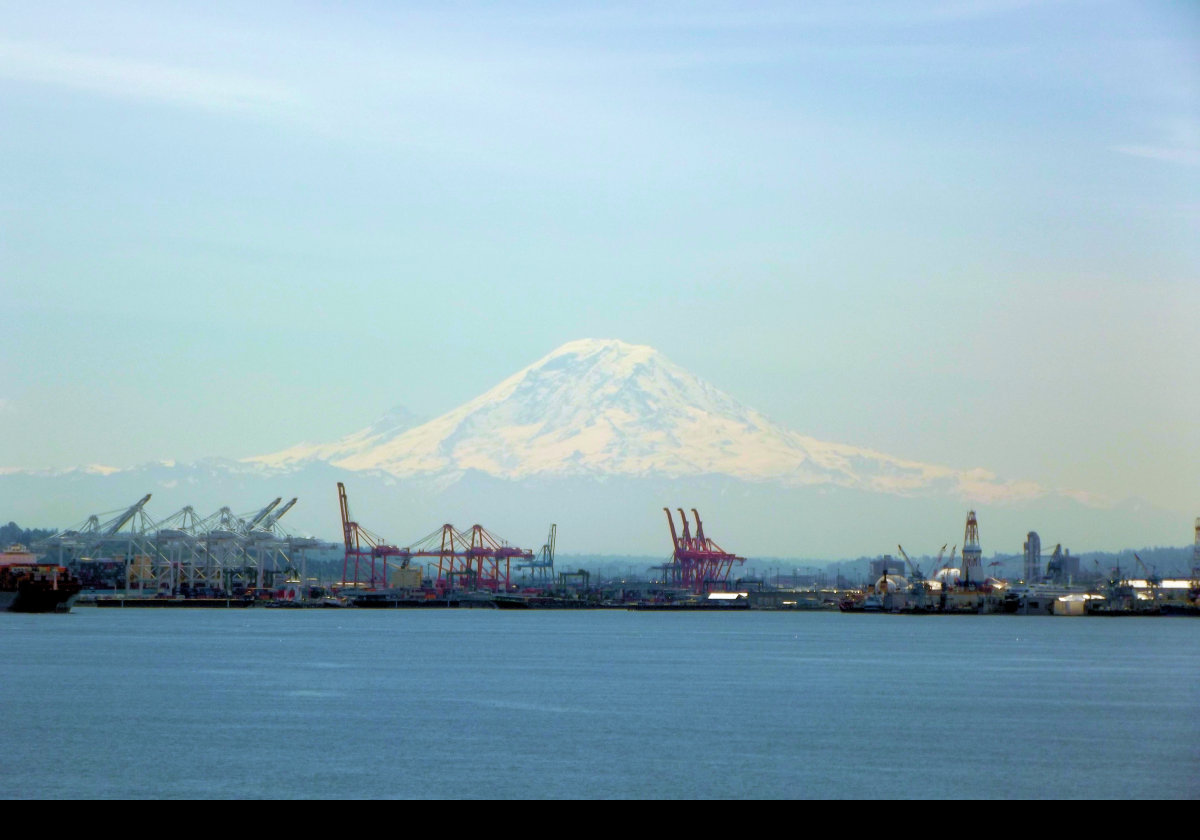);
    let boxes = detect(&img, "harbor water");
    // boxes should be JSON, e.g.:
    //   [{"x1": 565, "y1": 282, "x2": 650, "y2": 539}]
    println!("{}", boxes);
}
[{"x1": 3, "y1": 609, "x2": 1197, "y2": 799}]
